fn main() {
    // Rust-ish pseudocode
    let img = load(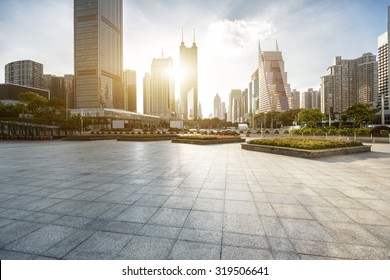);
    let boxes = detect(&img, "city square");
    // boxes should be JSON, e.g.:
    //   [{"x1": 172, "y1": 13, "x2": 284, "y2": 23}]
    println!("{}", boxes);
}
[{"x1": 0, "y1": 140, "x2": 389, "y2": 260}]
